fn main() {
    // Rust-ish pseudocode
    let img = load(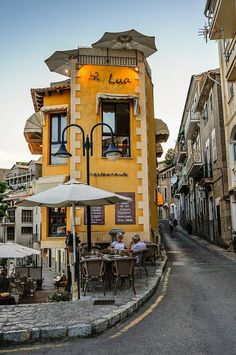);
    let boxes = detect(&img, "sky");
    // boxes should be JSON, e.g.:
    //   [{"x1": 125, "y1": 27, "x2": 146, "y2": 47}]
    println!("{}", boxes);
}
[{"x1": 0, "y1": 0, "x2": 219, "y2": 168}]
